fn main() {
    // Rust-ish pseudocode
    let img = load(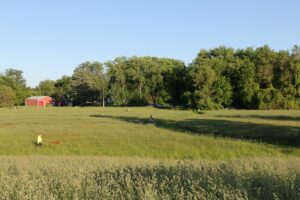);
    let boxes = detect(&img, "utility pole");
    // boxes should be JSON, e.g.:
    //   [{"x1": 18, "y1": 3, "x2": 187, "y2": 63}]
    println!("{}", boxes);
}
[
  {"x1": 102, "y1": 73, "x2": 106, "y2": 108},
  {"x1": 102, "y1": 84, "x2": 105, "y2": 108}
]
